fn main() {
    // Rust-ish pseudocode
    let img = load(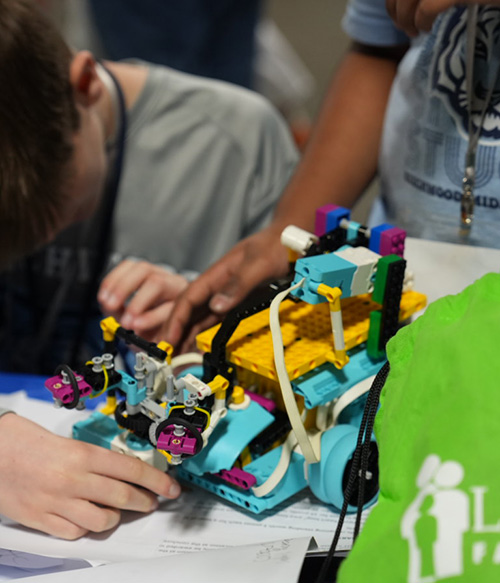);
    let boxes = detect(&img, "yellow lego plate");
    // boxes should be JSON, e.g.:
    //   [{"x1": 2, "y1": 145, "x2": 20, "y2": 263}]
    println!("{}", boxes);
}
[{"x1": 196, "y1": 291, "x2": 427, "y2": 383}]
